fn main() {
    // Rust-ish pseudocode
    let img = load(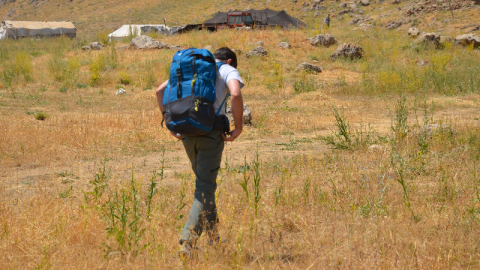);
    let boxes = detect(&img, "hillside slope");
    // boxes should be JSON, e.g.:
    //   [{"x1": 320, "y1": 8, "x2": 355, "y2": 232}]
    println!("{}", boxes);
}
[{"x1": 1, "y1": 0, "x2": 479, "y2": 37}]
